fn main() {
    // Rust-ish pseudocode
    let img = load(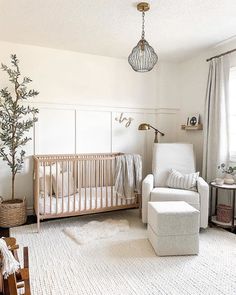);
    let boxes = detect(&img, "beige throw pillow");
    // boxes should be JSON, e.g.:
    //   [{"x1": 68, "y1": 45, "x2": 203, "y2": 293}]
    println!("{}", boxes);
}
[
  {"x1": 39, "y1": 164, "x2": 58, "y2": 196},
  {"x1": 166, "y1": 169, "x2": 199, "y2": 191},
  {"x1": 52, "y1": 171, "x2": 75, "y2": 197}
]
